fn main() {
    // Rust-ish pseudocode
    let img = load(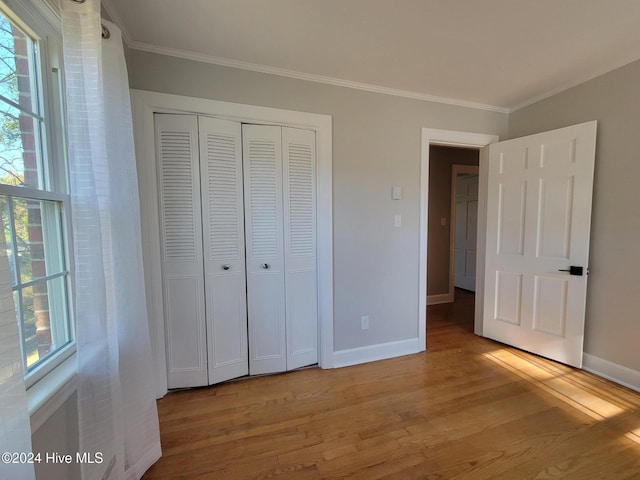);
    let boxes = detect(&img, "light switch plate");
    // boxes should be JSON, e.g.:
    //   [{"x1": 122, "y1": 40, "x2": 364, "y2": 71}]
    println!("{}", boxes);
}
[{"x1": 392, "y1": 186, "x2": 402, "y2": 200}]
